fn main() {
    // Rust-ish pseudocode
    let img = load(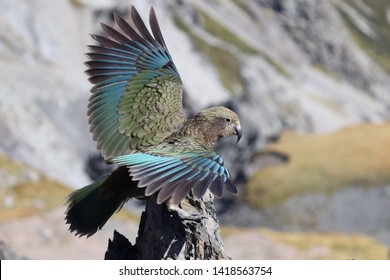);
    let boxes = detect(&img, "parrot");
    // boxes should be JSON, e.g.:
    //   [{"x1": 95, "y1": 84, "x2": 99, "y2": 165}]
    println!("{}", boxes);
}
[{"x1": 65, "y1": 6, "x2": 242, "y2": 237}]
